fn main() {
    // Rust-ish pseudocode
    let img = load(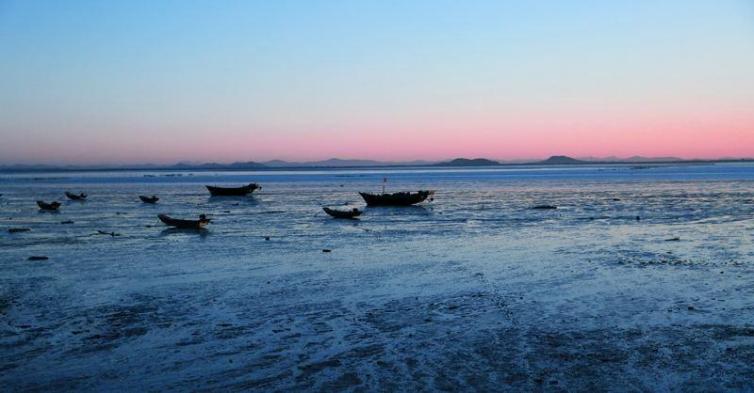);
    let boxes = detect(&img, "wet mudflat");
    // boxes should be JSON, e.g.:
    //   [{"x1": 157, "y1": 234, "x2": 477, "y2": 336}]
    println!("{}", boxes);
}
[{"x1": 1, "y1": 164, "x2": 754, "y2": 391}]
